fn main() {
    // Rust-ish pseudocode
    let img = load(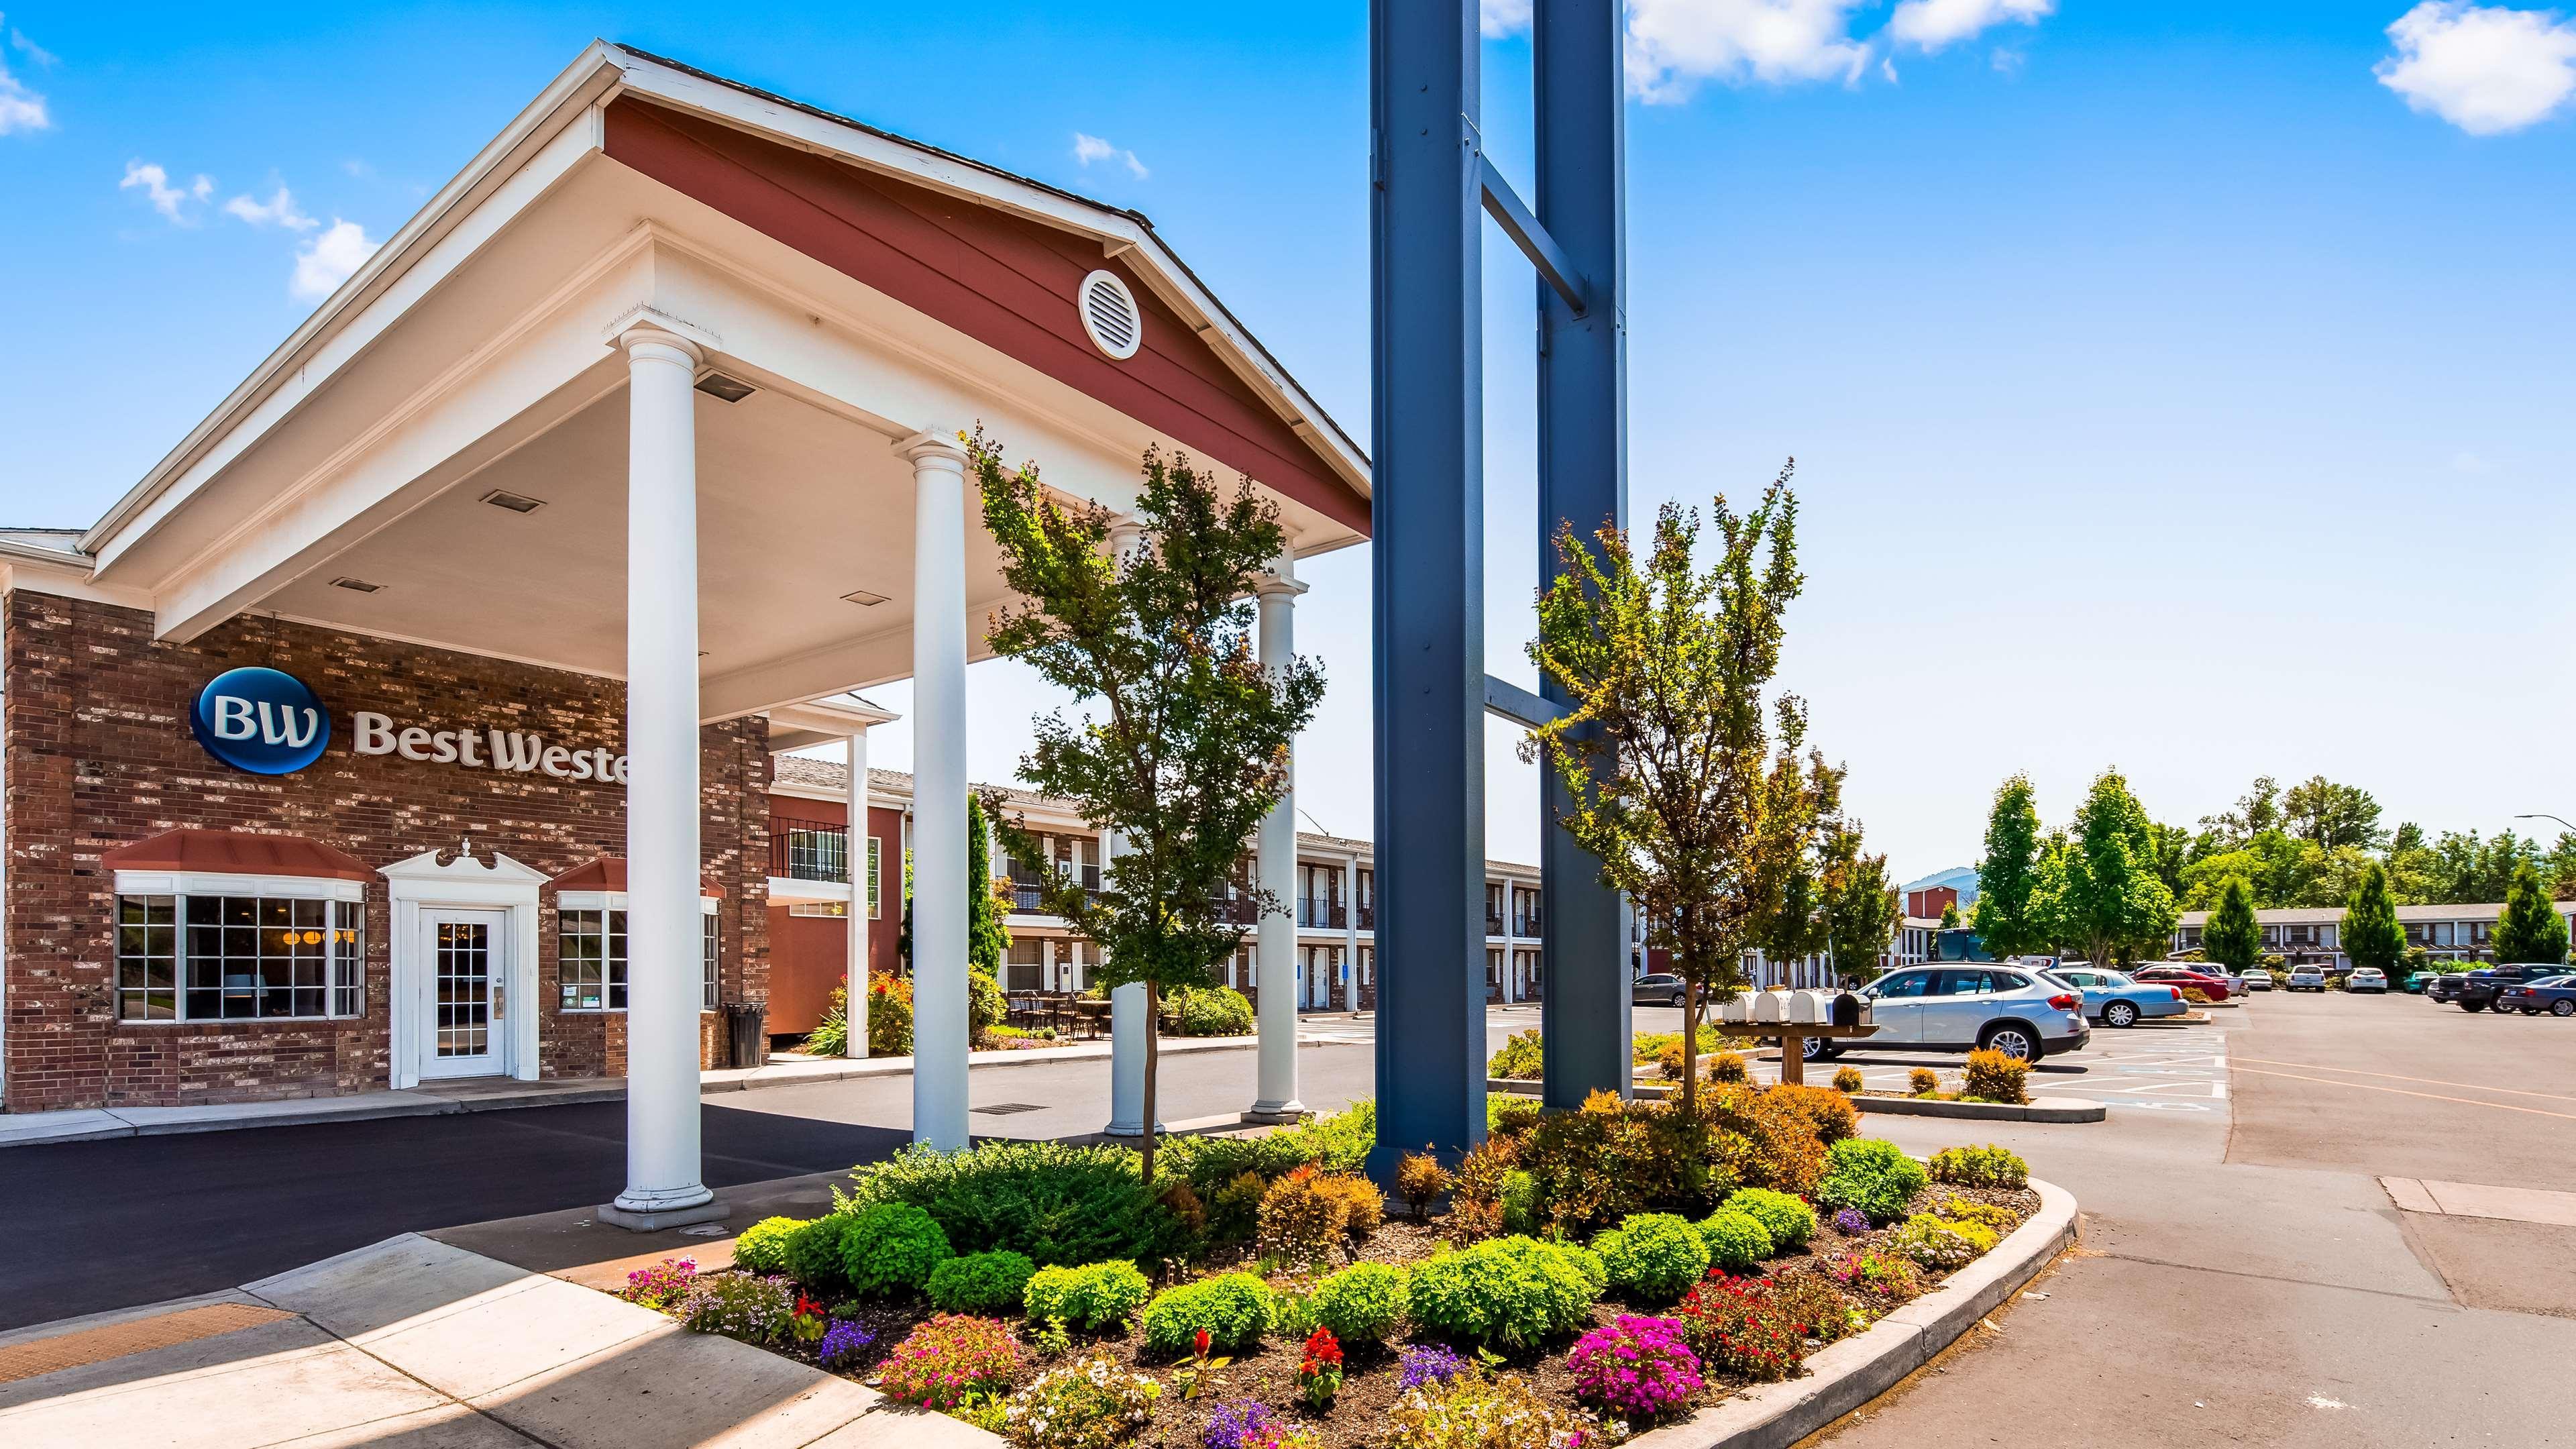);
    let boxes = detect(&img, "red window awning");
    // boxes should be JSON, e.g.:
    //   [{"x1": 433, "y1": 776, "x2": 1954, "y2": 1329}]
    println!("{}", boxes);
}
[
  {"x1": 101, "y1": 828, "x2": 373, "y2": 882},
  {"x1": 549, "y1": 857, "x2": 724, "y2": 898}
]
